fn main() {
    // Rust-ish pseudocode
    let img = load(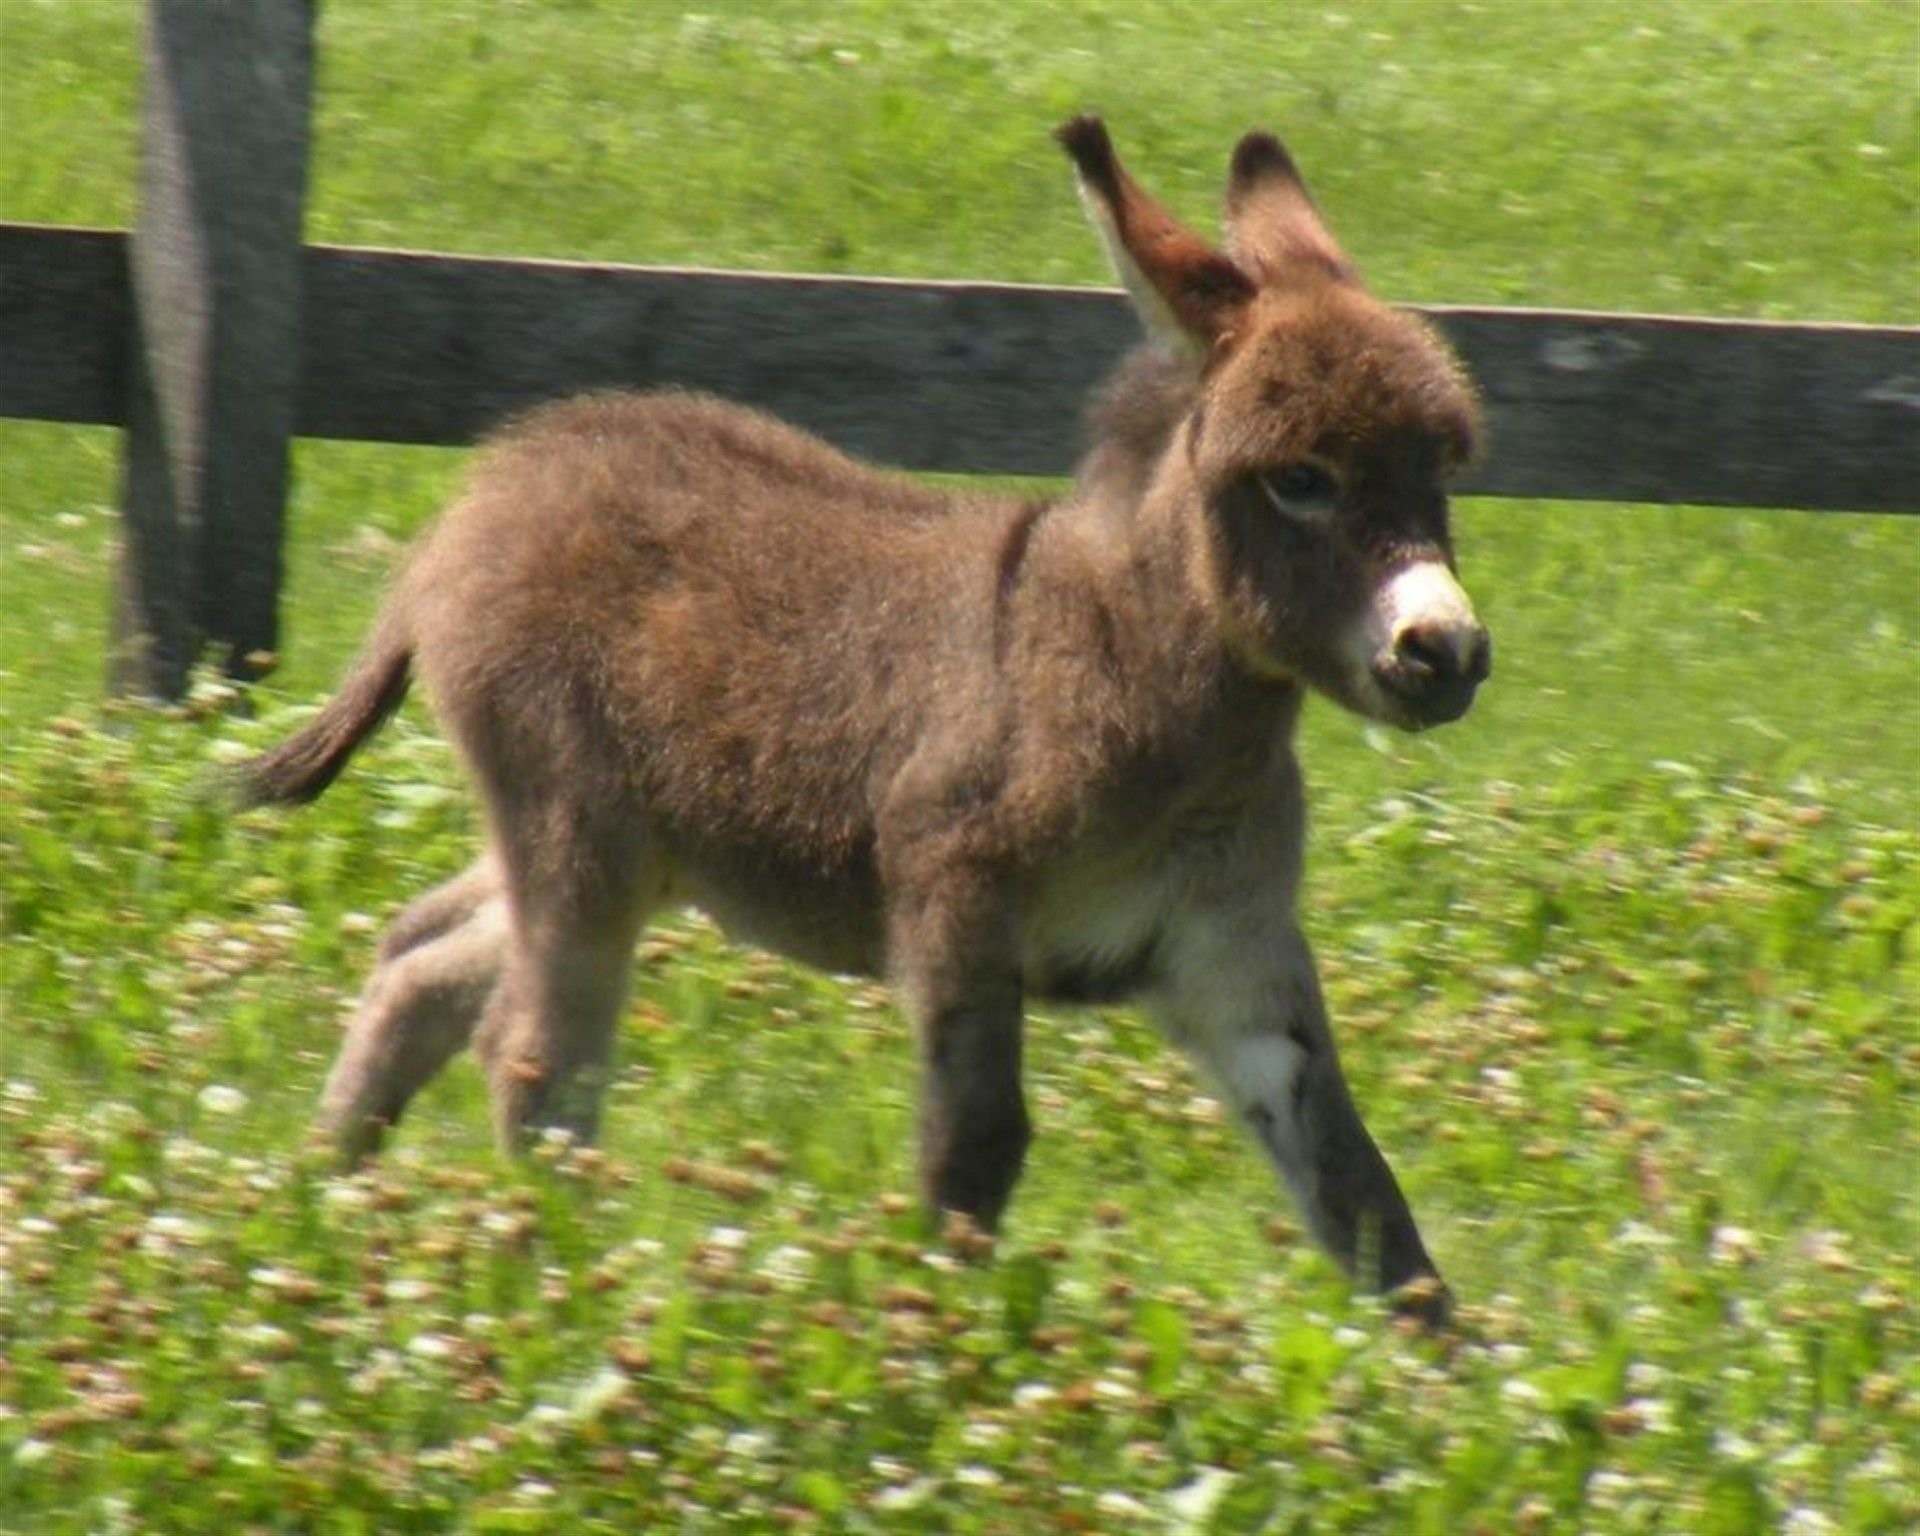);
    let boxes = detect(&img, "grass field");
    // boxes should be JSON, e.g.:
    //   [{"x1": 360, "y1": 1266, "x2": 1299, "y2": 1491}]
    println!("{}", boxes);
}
[{"x1": 2, "y1": 1, "x2": 1917, "y2": 1530}]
